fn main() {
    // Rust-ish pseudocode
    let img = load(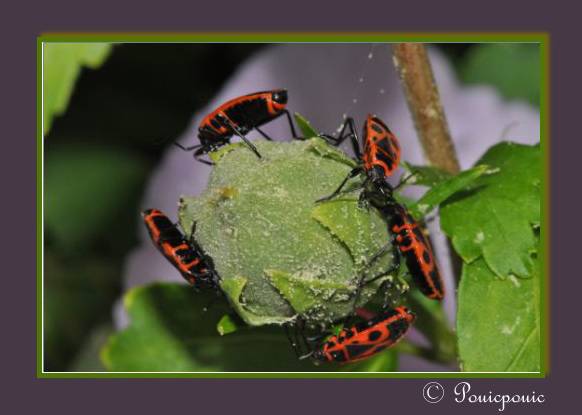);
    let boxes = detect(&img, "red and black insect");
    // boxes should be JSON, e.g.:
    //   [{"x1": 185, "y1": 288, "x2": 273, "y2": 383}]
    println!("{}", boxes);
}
[
  {"x1": 318, "y1": 116, "x2": 444, "y2": 301},
  {"x1": 360, "y1": 184, "x2": 445, "y2": 301},
  {"x1": 318, "y1": 114, "x2": 401, "y2": 202},
  {"x1": 176, "y1": 89, "x2": 298, "y2": 164},
  {"x1": 389, "y1": 203, "x2": 444, "y2": 300},
  {"x1": 311, "y1": 306, "x2": 415, "y2": 363},
  {"x1": 142, "y1": 209, "x2": 219, "y2": 289}
]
